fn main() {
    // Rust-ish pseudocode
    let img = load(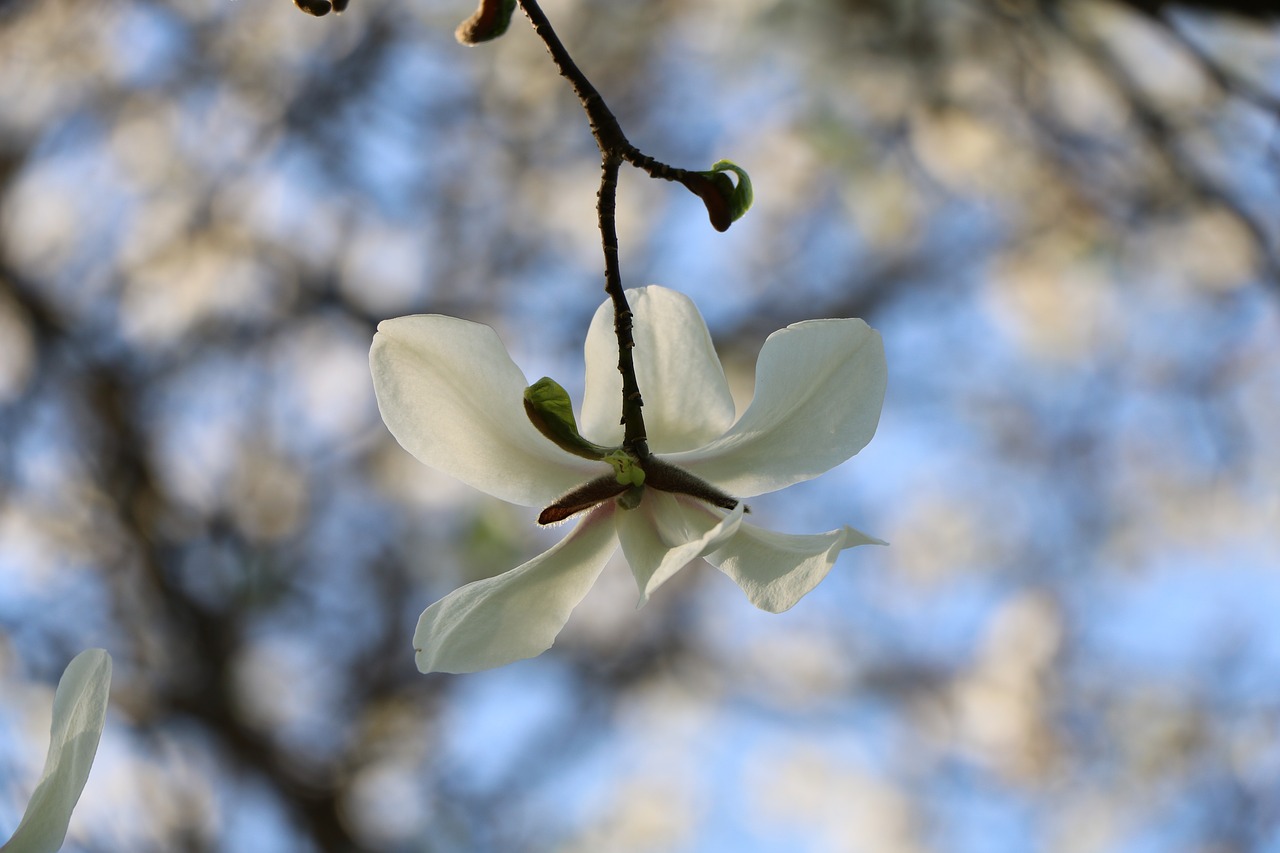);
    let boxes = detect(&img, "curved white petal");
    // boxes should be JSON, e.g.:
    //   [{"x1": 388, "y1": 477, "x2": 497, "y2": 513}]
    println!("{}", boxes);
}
[
  {"x1": 413, "y1": 506, "x2": 618, "y2": 674},
  {"x1": 669, "y1": 318, "x2": 887, "y2": 497},
  {"x1": 616, "y1": 491, "x2": 744, "y2": 606},
  {"x1": 580, "y1": 287, "x2": 736, "y2": 452},
  {"x1": 2, "y1": 649, "x2": 111, "y2": 853},
  {"x1": 372, "y1": 315, "x2": 599, "y2": 508},
  {"x1": 706, "y1": 522, "x2": 885, "y2": 613}
]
